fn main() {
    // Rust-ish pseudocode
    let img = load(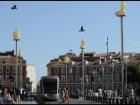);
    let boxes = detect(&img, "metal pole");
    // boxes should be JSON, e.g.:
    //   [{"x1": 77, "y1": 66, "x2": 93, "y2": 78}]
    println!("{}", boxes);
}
[
  {"x1": 102, "y1": 68, "x2": 103, "y2": 90},
  {"x1": 91, "y1": 78, "x2": 92, "y2": 101},
  {"x1": 107, "y1": 37, "x2": 109, "y2": 63},
  {"x1": 15, "y1": 40, "x2": 18, "y2": 88},
  {"x1": 125, "y1": 63, "x2": 127, "y2": 96},
  {"x1": 120, "y1": 16, "x2": 124, "y2": 98},
  {"x1": 31, "y1": 82, "x2": 33, "y2": 102},
  {"x1": 66, "y1": 63, "x2": 67, "y2": 89},
  {"x1": 112, "y1": 64, "x2": 114, "y2": 90},
  {"x1": 13, "y1": 78, "x2": 14, "y2": 89},
  {"x1": 94, "y1": 69, "x2": 95, "y2": 91},
  {"x1": 82, "y1": 48, "x2": 85, "y2": 100},
  {"x1": 92, "y1": 78, "x2": 94, "y2": 101}
]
